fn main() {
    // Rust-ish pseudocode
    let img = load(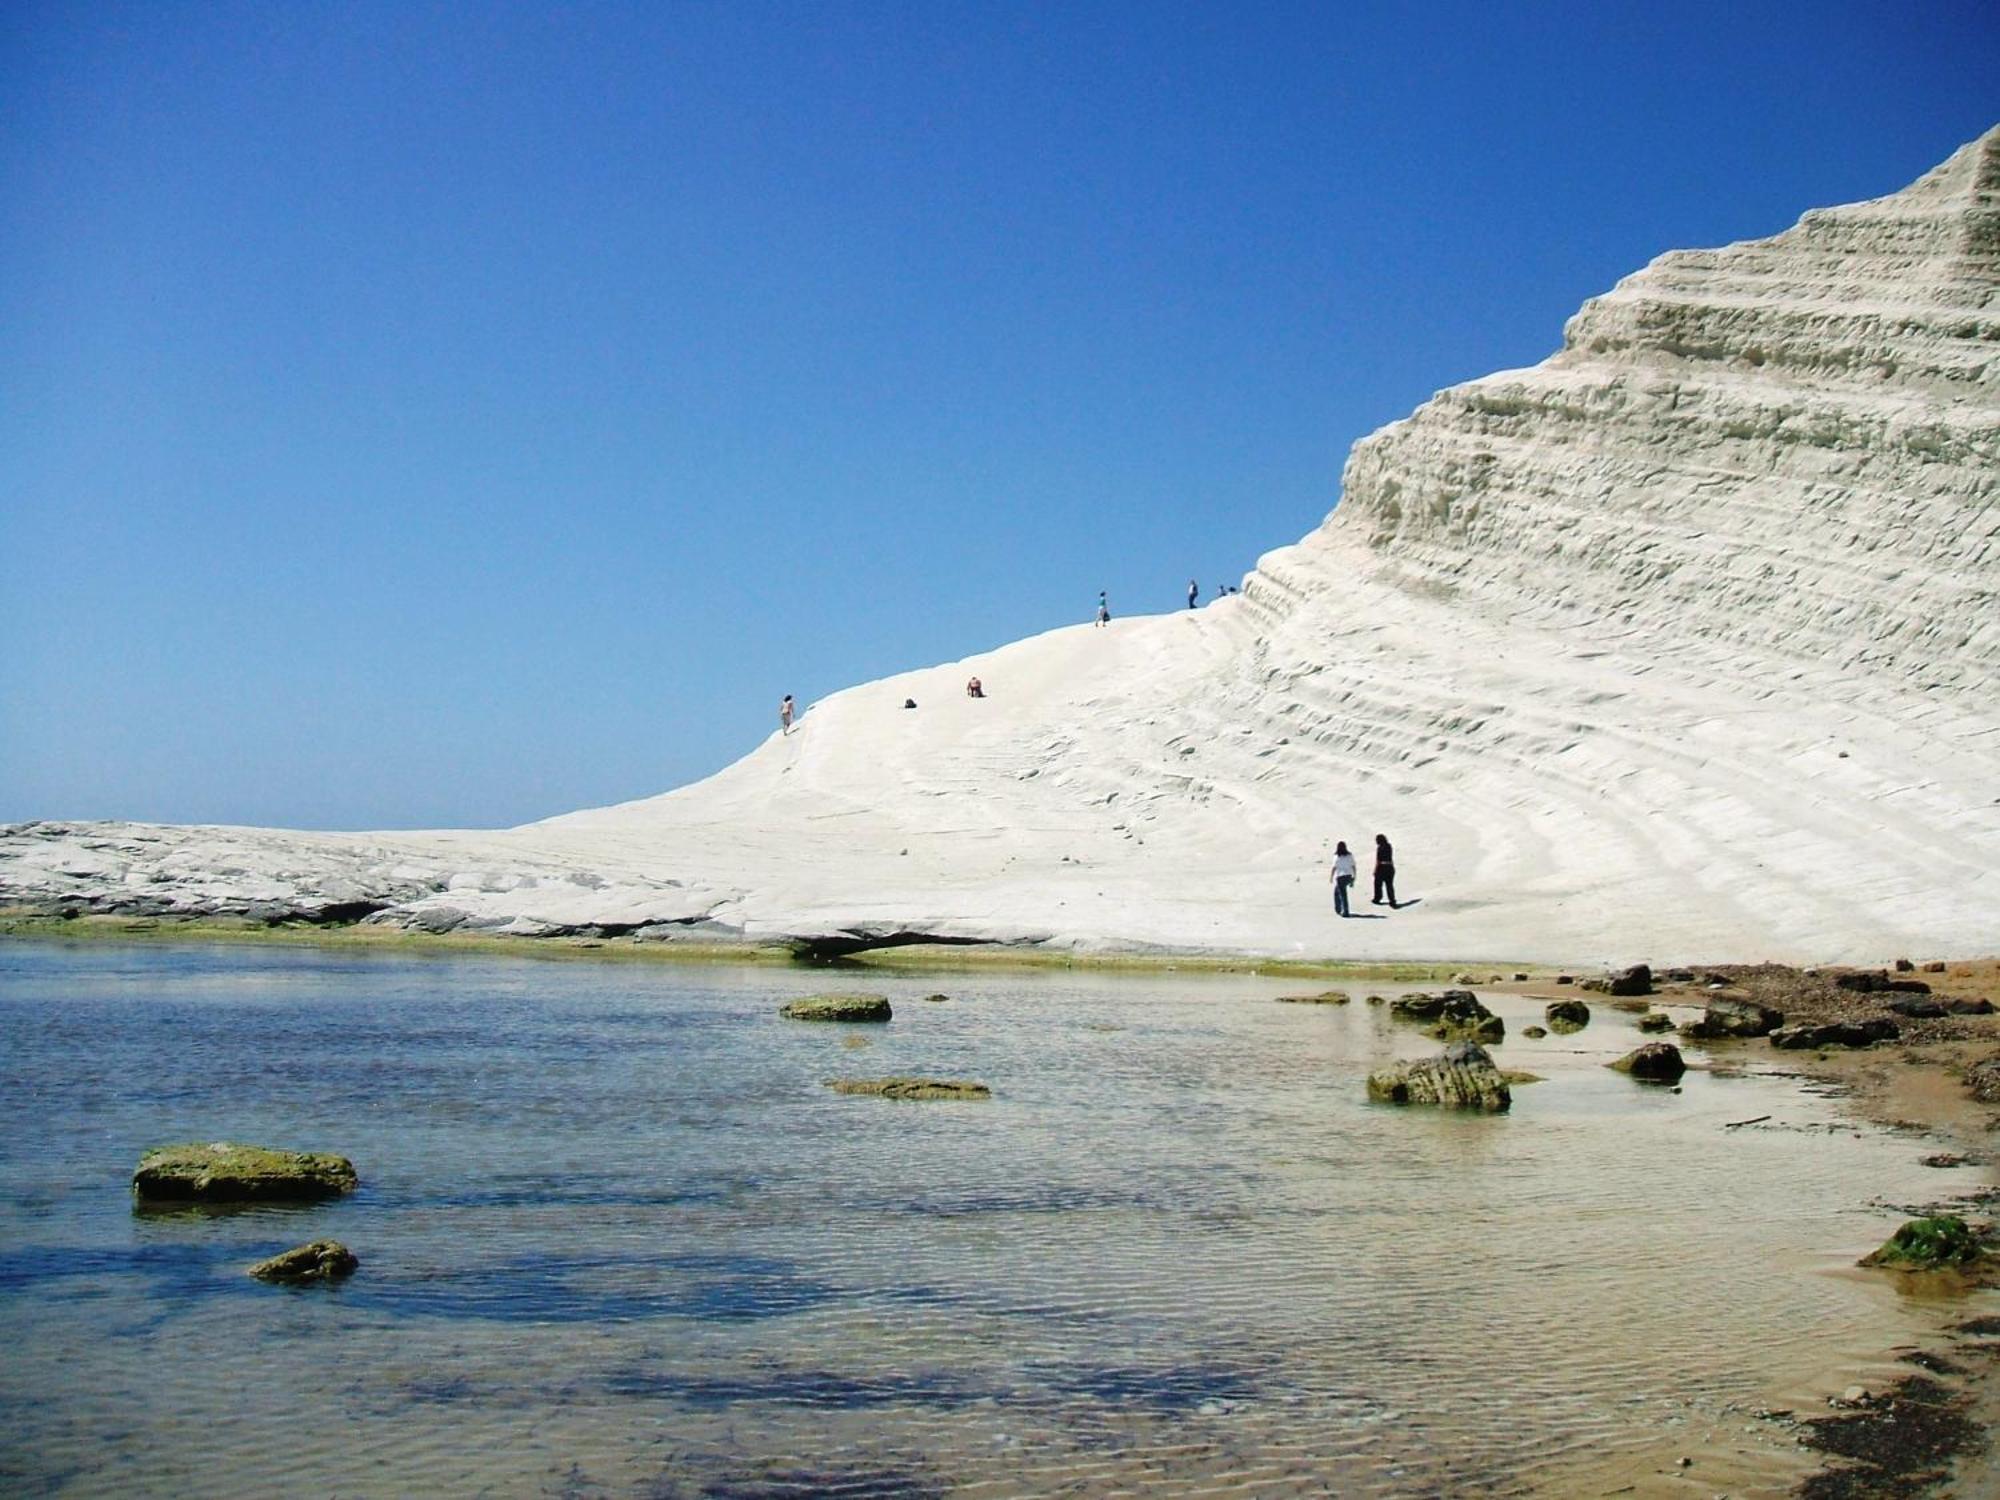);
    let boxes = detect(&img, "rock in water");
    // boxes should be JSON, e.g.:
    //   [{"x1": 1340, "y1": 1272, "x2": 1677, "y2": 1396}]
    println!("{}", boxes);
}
[
  {"x1": 1544, "y1": 999, "x2": 1591, "y2": 1032},
  {"x1": 779, "y1": 994, "x2": 893, "y2": 1022},
  {"x1": 1769, "y1": 1018, "x2": 1899, "y2": 1050},
  {"x1": 132, "y1": 1143, "x2": 358, "y2": 1203},
  {"x1": 1276, "y1": 990, "x2": 1351, "y2": 1004},
  {"x1": 1636, "y1": 1012, "x2": 1674, "y2": 1033},
  {"x1": 1608, "y1": 1043, "x2": 1686, "y2": 1082},
  {"x1": 1606, "y1": 965, "x2": 1652, "y2": 998},
  {"x1": 1395, "y1": 990, "x2": 1503, "y2": 1042},
  {"x1": 826, "y1": 1077, "x2": 991, "y2": 1100},
  {"x1": 1367, "y1": 1042, "x2": 1511, "y2": 1112},
  {"x1": 1861, "y1": 1216, "x2": 1986, "y2": 1271},
  {"x1": 248, "y1": 1240, "x2": 359, "y2": 1283}
]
